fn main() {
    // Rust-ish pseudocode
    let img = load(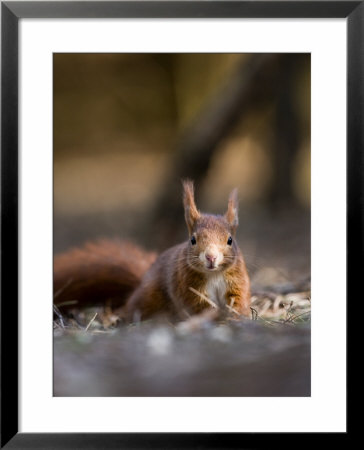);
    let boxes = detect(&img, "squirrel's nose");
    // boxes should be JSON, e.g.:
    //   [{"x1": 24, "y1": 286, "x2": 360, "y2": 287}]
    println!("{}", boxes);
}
[{"x1": 205, "y1": 253, "x2": 217, "y2": 263}]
